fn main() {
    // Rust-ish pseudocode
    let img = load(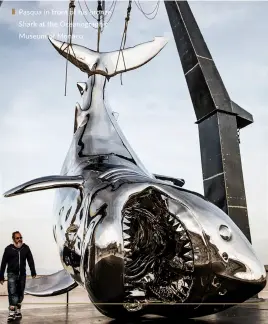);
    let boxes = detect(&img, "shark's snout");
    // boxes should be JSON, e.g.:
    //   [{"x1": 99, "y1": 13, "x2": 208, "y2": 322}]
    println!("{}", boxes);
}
[
  {"x1": 207, "y1": 273, "x2": 266, "y2": 305},
  {"x1": 177, "y1": 190, "x2": 267, "y2": 302},
  {"x1": 210, "y1": 235, "x2": 267, "y2": 302},
  {"x1": 201, "y1": 207, "x2": 267, "y2": 285}
]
